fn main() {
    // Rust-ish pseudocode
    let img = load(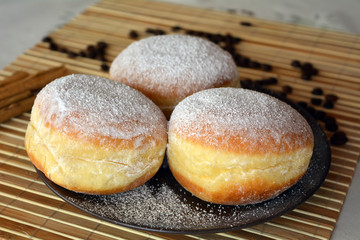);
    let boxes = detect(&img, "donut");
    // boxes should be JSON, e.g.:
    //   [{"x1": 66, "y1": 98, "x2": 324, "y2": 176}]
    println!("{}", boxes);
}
[
  {"x1": 25, "y1": 74, "x2": 167, "y2": 194},
  {"x1": 167, "y1": 88, "x2": 314, "y2": 205},
  {"x1": 109, "y1": 34, "x2": 239, "y2": 118}
]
